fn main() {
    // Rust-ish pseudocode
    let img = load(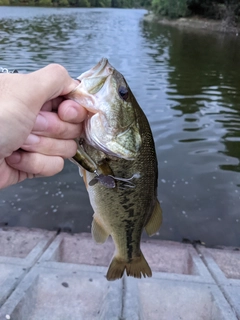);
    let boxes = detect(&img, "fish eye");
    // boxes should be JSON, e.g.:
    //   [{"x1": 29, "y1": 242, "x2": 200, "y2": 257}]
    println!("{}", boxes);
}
[{"x1": 118, "y1": 86, "x2": 129, "y2": 101}]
